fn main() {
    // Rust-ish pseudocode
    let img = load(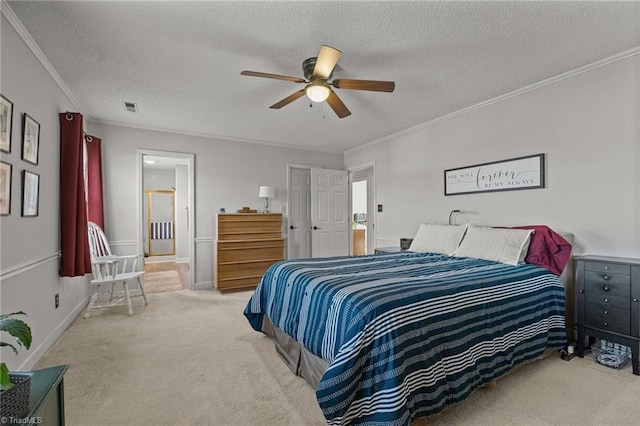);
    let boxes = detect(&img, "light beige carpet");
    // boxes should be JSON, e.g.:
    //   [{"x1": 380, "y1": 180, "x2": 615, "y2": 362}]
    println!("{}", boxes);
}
[
  {"x1": 36, "y1": 290, "x2": 640, "y2": 426},
  {"x1": 143, "y1": 270, "x2": 183, "y2": 294}
]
